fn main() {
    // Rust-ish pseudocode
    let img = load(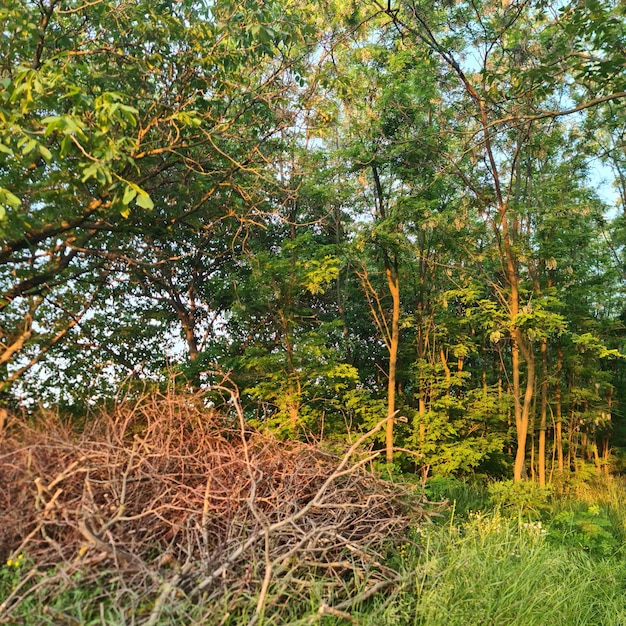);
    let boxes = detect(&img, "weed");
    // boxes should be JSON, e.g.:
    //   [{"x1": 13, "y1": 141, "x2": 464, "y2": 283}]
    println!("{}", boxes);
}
[{"x1": 548, "y1": 504, "x2": 621, "y2": 557}]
